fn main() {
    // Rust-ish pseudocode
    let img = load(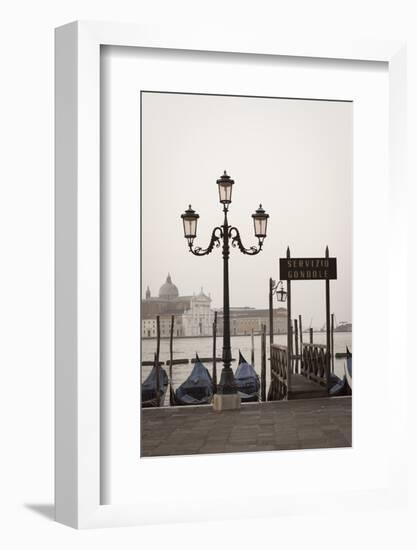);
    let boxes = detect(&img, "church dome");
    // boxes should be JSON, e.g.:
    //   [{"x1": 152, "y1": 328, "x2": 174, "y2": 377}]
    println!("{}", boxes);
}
[{"x1": 159, "y1": 274, "x2": 179, "y2": 299}]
